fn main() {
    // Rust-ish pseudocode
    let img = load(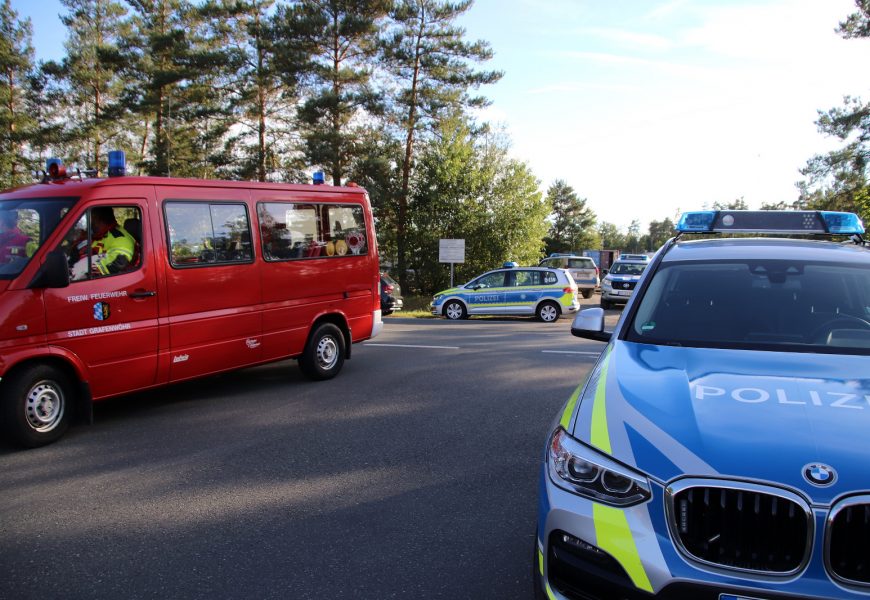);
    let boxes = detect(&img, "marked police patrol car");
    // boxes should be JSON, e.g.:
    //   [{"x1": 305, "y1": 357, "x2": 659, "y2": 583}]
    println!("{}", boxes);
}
[
  {"x1": 536, "y1": 210, "x2": 870, "y2": 600},
  {"x1": 430, "y1": 263, "x2": 579, "y2": 322},
  {"x1": 600, "y1": 255, "x2": 650, "y2": 310}
]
